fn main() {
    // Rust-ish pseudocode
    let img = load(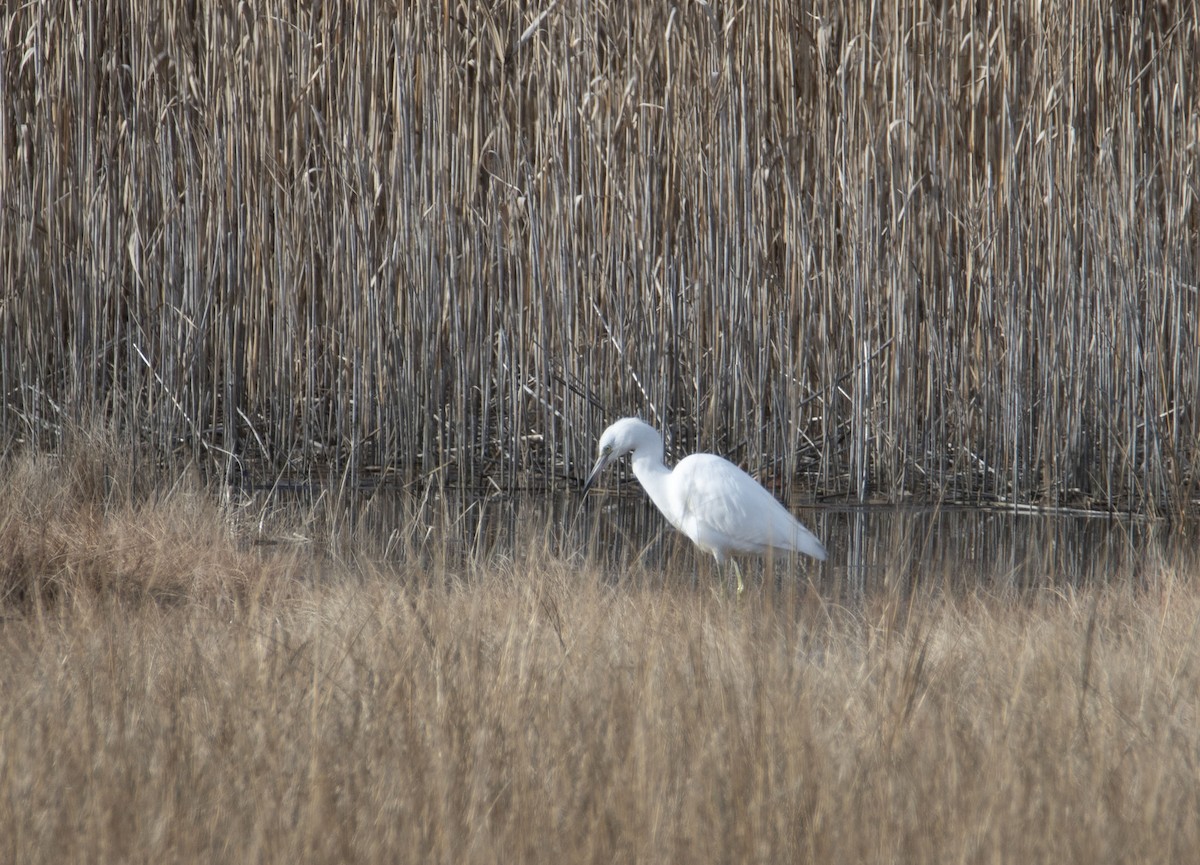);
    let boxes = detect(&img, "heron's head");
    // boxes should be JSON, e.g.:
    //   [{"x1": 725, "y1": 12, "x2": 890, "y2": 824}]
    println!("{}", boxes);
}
[{"x1": 582, "y1": 418, "x2": 660, "y2": 494}]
